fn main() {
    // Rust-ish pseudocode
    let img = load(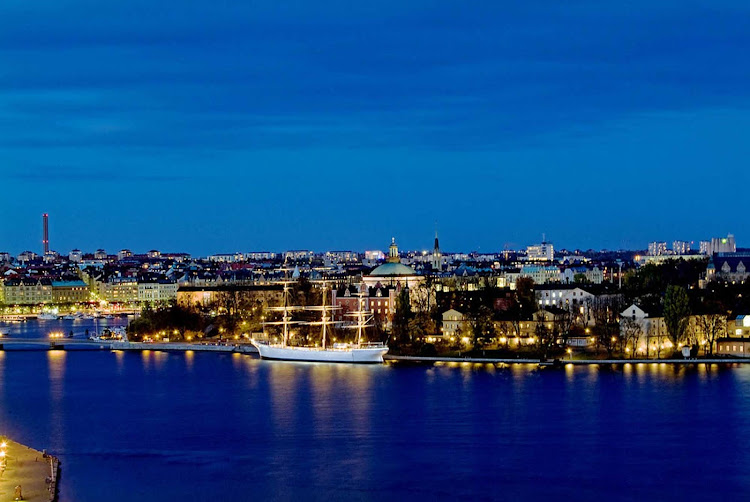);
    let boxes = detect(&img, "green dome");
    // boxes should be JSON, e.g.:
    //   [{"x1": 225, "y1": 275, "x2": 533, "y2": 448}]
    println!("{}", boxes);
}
[{"x1": 369, "y1": 262, "x2": 416, "y2": 276}]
